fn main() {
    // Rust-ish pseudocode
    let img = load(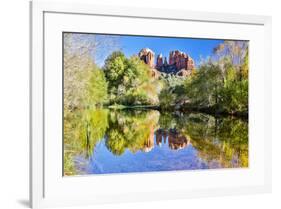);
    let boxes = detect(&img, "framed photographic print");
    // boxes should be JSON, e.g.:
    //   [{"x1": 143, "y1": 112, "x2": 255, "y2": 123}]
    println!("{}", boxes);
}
[{"x1": 30, "y1": 1, "x2": 272, "y2": 208}]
